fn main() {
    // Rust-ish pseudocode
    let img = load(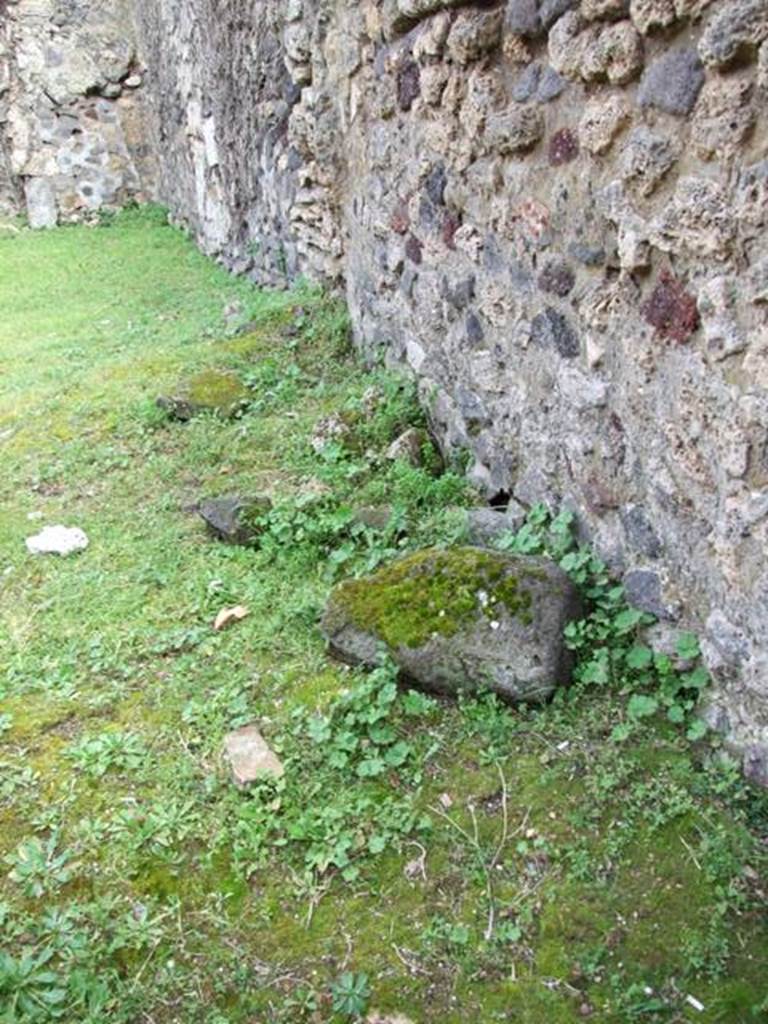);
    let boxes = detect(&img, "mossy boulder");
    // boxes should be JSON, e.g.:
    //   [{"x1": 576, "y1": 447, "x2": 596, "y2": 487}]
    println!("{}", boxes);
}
[
  {"x1": 321, "y1": 547, "x2": 582, "y2": 703},
  {"x1": 198, "y1": 494, "x2": 272, "y2": 545},
  {"x1": 157, "y1": 369, "x2": 249, "y2": 421}
]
